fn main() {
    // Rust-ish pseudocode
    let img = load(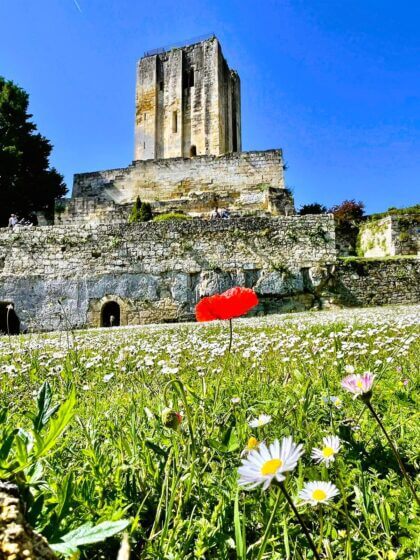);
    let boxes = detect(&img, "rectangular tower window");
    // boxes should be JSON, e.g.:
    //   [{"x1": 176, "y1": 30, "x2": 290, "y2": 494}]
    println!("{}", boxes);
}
[
  {"x1": 144, "y1": 113, "x2": 147, "y2": 121},
  {"x1": 159, "y1": 81, "x2": 164, "y2": 91},
  {"x1": 183, "y1": 68, "x2": 195, "y2": 89},
  {"x1": 172, "y1": 111, "x2": 178, "y2": 133}
]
